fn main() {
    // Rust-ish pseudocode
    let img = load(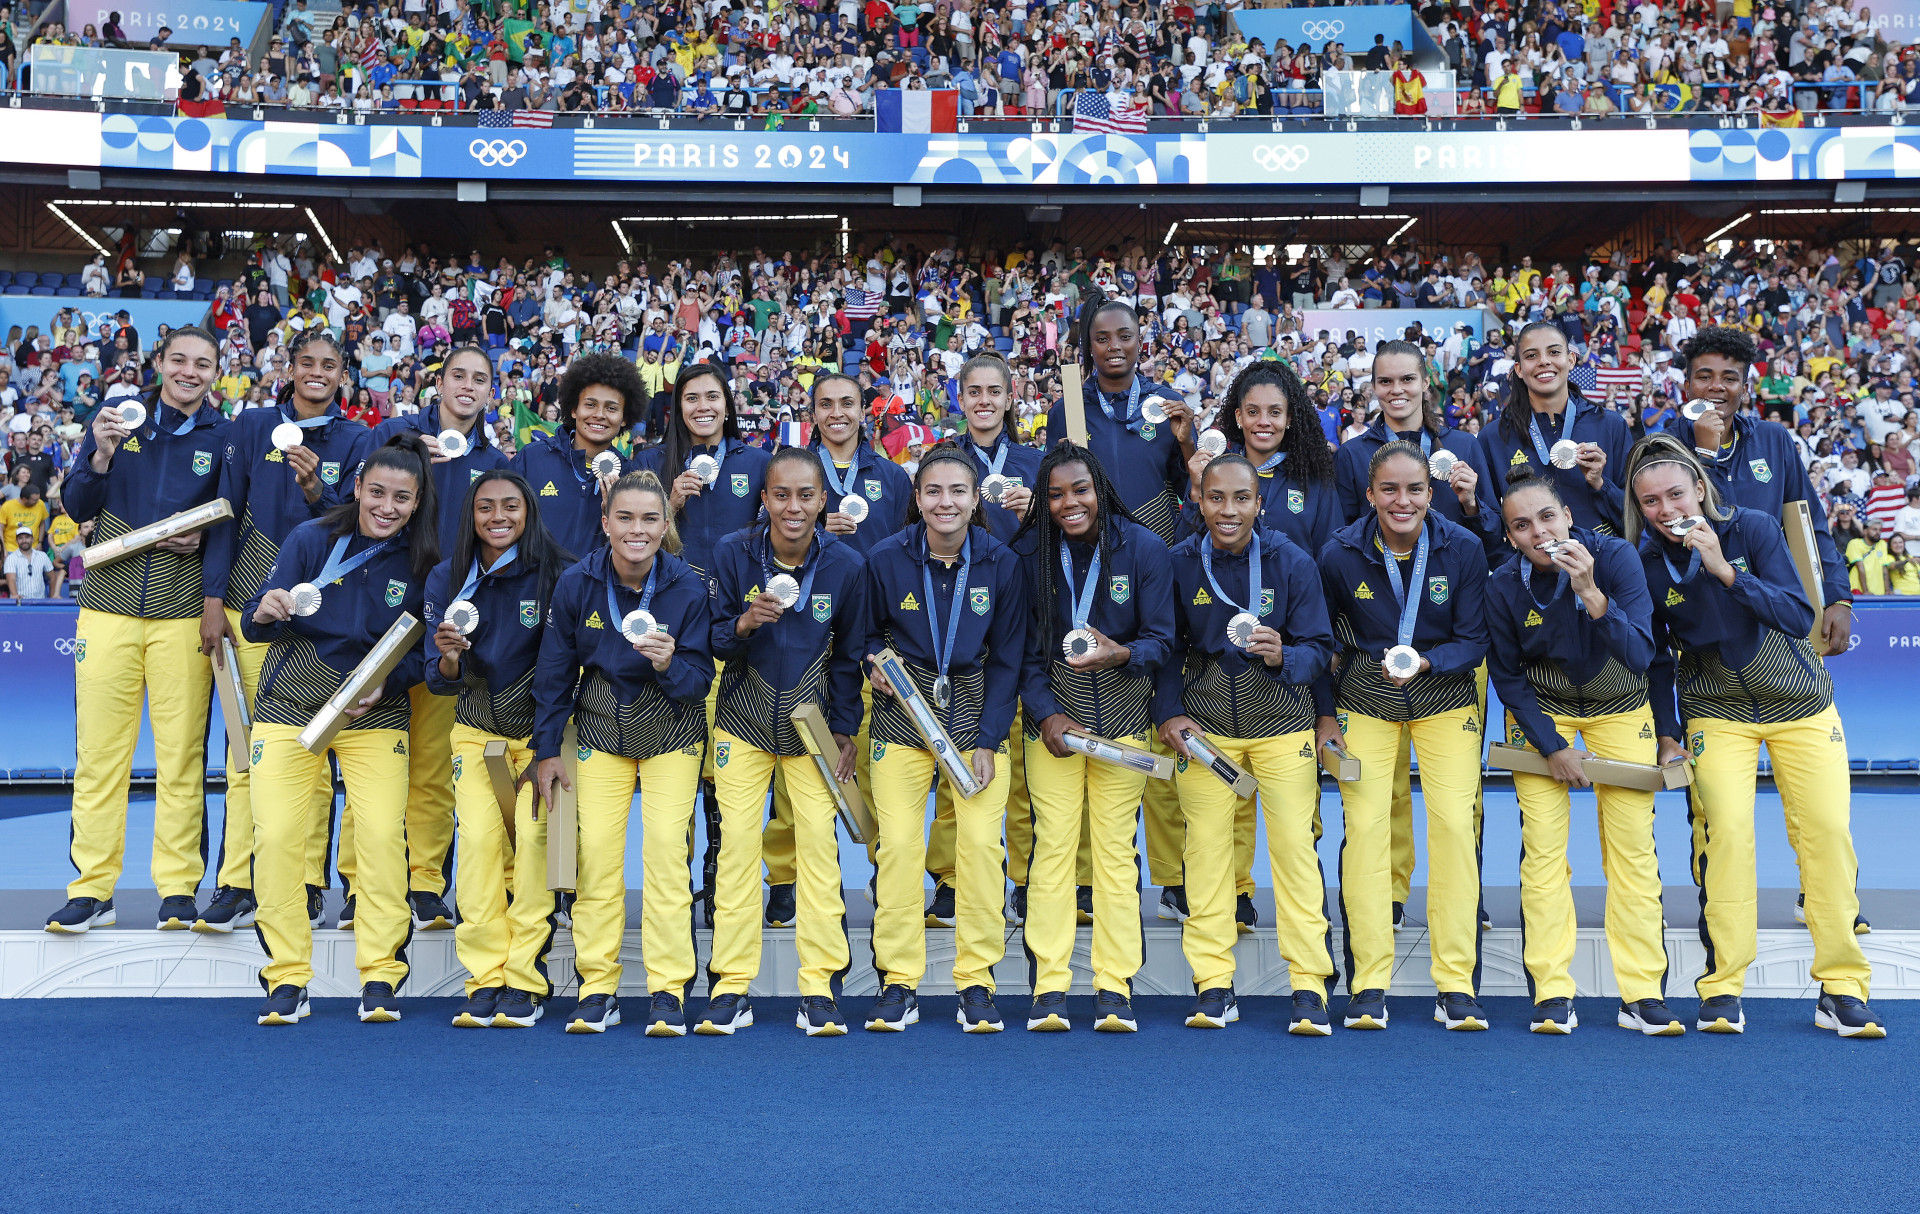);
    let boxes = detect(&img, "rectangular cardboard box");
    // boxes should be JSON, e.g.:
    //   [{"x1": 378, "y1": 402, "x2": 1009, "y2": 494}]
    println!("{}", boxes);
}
[
  {"x1": 83, "y1": 498, "x2": 232, "y2": 569},
  {"x1": 1064, "y1": 729, "x2": 1174, "y2": 779},
  {"x1": 793, "y1": 701, "x2": 876, "y2": 844},
  {"x1": 546, "y1": 720, "x2": 579, "y2": 892},
  {"x1": 297, "y1": 613, "x2": 423, "y2": 755},
  {"x1": 212, "y1": 637, "x2": 251, "y2": 773},
  {"x1": 482, "y1": 738, "x2": 519, "y2": 849},
  {"x1": 1488, "y1": 742, "x2": 1693, "y2": 791},
  {"x1": 1781, "y1": 500, "x2": 1827, "y2": 652}
]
